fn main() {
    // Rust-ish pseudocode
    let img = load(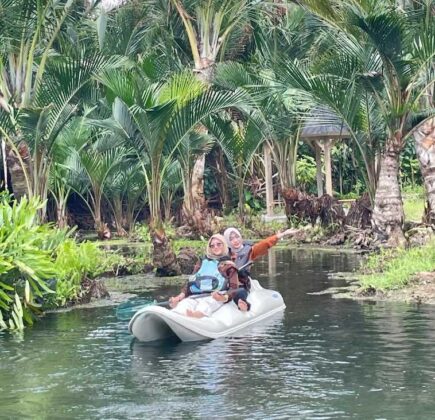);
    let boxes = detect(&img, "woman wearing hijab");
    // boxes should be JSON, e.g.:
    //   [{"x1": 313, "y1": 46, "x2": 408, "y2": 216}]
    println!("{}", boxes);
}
[
  {"x1": 224, "y1": 227, "x2": 297, "y2": 270},
  {"x1": 223, "y1": 227, "x2": 297, "y2": 311},
  {"x1": 169, "y1": 234, "x2": 246, "y2": 318}
]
